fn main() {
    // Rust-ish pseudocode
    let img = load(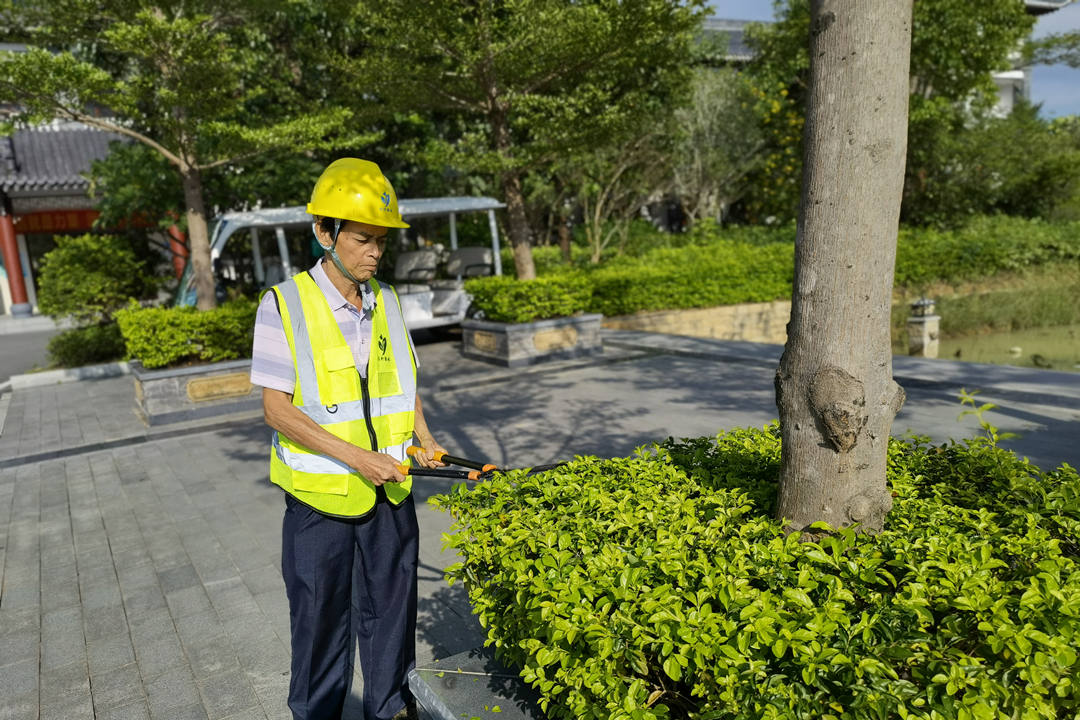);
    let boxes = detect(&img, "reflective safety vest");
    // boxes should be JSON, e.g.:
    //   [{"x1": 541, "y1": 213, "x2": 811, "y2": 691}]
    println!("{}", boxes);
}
[{"x1": 269, "y1": 272, "x2": 417, "y2": 517}]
